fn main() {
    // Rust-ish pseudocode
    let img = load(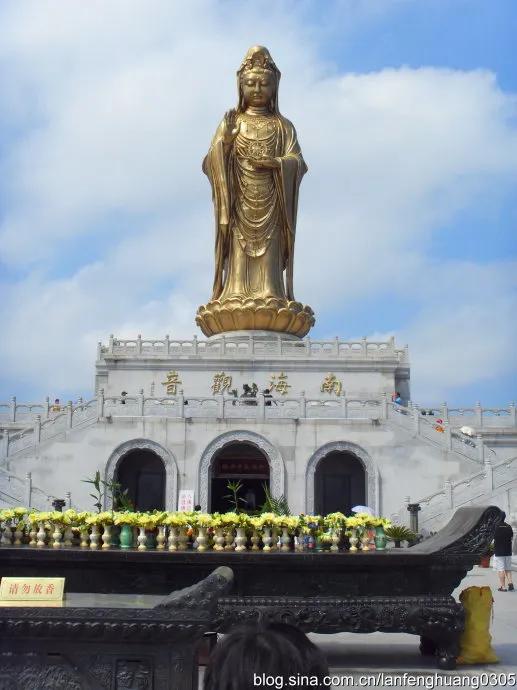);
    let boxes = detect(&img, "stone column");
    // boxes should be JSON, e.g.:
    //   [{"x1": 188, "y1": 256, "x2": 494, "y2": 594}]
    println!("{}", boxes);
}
[
  {"x1": 407, "y1": 503, "x2": 421, "y2": 533},
  {"x1": 97, "y1": 388, "x2": 105, "y2": 418},
  {"x1": 475, "y1": 401, "x2": 483, "y2": 427},
  {"x1": 33, "y1": 415, "x2": 41, "y2": 445}
]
